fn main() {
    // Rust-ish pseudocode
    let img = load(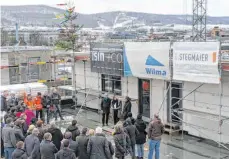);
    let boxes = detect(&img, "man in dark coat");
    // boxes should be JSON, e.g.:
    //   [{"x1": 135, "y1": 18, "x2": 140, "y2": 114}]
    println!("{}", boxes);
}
[
  {"x1": 87, "y1": 127, "x2": 111, "y2": 159},
  {"x1": 40, "y1": 133, "x2": 58, "y2": 159},
  {"x1": 12, "y1": 141, "x2": 27, "y2": 159},
  {"x1": 2, "y1": 118, "x2": 17, "y2": 159},
  {"x1": 36, "y1": 120, "x2": 45, "y2": 142},
  {"x1": 14, "y1": 119, "x2": 25, "y2": 142},
  {"x1": 1, "y1": 90, "x2": 8, "y2": 113},
  {"x1": 101, "y1": 94, "x2": 111, "y2": 126},
  {"x1": 124, "y1": 119, "x2": 139, "y2": 159},
  {"x1": 24, "y1": 128, "x2": 40, "y2": 159},
  {"x1": 123, "y1": 96, "x2": 132, "y2": 120},
  {"x1": 61, "y1": 132, "x2": 78, "y2": 157},
  {"x1": 65, "y1": 120, "x2": 80, "y2": 141},
  {"x1": 47, "y1": 122, "x2": 63, "y2": 150},
  {"x1": 56, "y1": 139, "x2": 76, "y2": 159},
  {"x1": 75, "y1": 127, "x2": 90, "y2": 159},
  {"x1": 135, "y1": 114, "x2": 147, "y2": 159}
]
